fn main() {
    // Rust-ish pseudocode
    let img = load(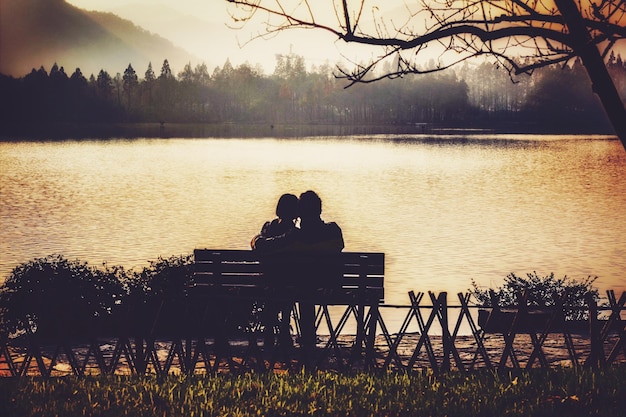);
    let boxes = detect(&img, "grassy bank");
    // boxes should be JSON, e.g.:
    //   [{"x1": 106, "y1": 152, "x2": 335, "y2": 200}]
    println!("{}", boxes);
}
[{"x1": 1, "y1": 366, "x2": 625, "y2": 416}]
